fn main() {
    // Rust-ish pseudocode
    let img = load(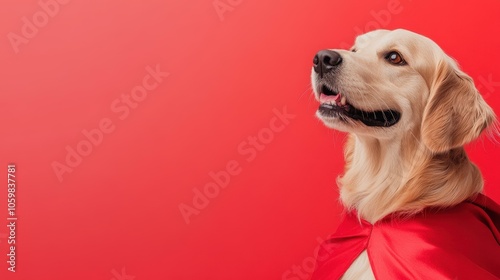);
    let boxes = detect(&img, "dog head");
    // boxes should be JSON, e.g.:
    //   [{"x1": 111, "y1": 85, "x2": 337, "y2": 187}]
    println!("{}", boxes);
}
[{"x1": 311, "y1": 29, "x2": 495, "y2": 151}]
